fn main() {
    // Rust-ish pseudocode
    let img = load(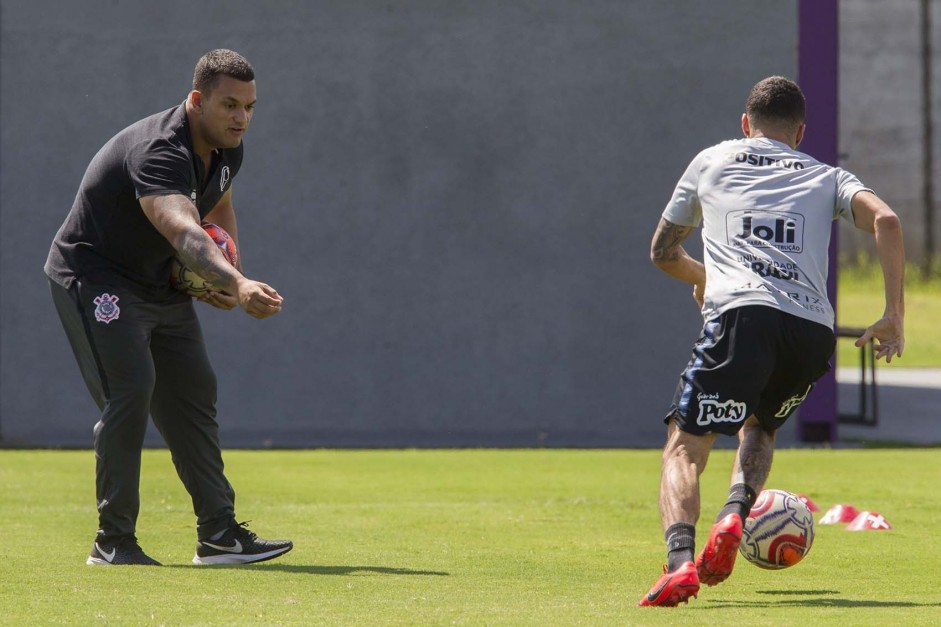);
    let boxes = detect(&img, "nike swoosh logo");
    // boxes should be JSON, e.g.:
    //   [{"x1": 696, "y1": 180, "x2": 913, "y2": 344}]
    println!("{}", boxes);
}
[
  {"x1": 647, "y1": 578, "x2": 670, "y2": 603},
  {"x1": 201, "y1": 539, "x2": 243, "y2": 553},
  {"x1": 96, "y1": 543, "x2": 116, "y2": 562}
]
